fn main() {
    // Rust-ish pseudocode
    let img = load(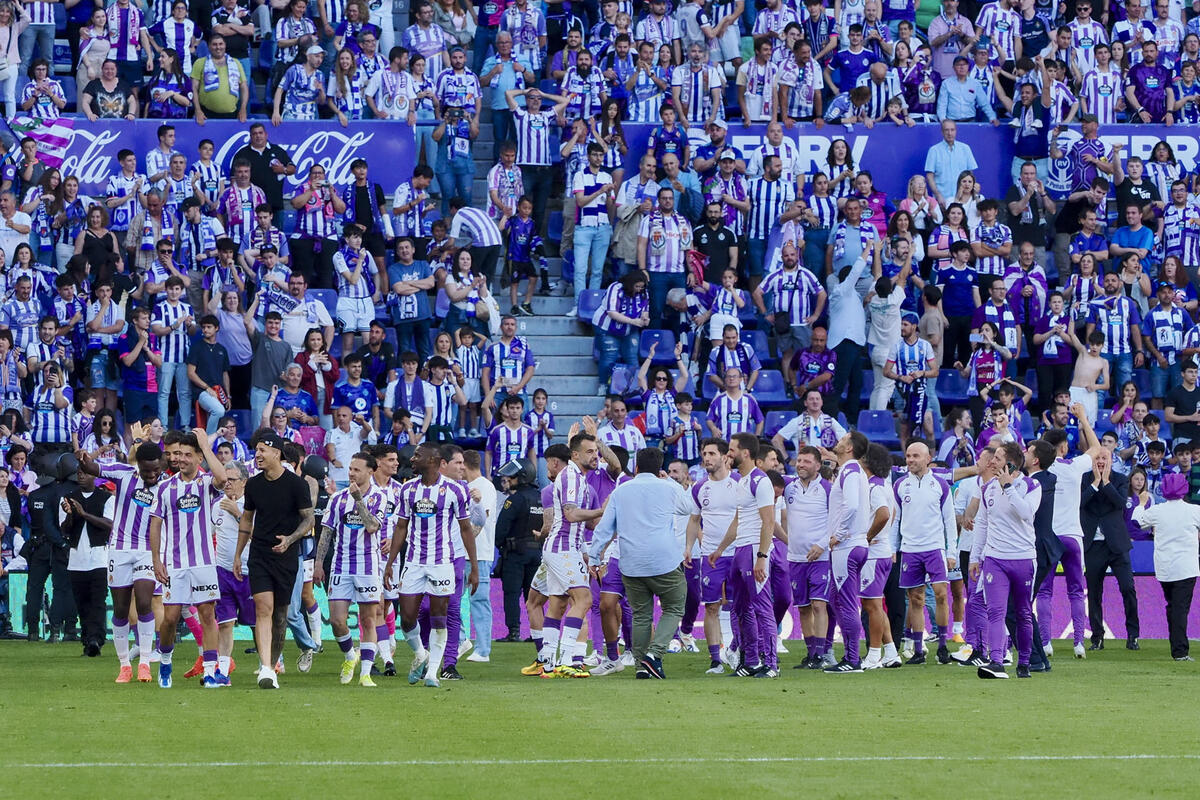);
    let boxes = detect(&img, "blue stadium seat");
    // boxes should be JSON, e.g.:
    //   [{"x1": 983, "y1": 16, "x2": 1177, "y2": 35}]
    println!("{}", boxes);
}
[
  {"x1": 434, "y1": 289, "x2": 450, "y2": 320},
  {"x1": 765, "y1": 410, "x2": 797, "y2": 438},
  {"x1": 745, "y1": 329, "x2": 771, "y2": 364},
  {"x1": 196, "y1": 41, "x2": 209, "y2": 59},
  {"x1": 737, "y1": 300, "x2": 758, "y2": 329},
  {"x1": 859, "y1": 368, "x2": 874, "y2": 401},
  {"x1": 1018, "y1": 410, "x2": 1035, "y2": 441},
  {"x1": 576, "y1": 288, "x2": 604, "y2": 322},
  {"x1": 1093, "y1": 414, "x2": 1116, "y2": 437},
  {"x1": 856, "y1": 410, "x2": 900, "y2": 448},
  {"x1": 386, "y1": 326, "x2": 399, "y2": 351},
  {"x1": 936, "y1": 370, "x2": 970, "y2": 406},
  {"x1": 837, "y1": 412, "x2": 849, "y2": 430},
  {"x1": 753, "y1": 370, "x2": 788, "y2": 405},
  {"x1": 547, "y1": 210, "x2": 564, "y2": 244},
  {"x1": 1132, "y1": 368, "x2": 1151, "y2": 399},
  {"x1": 229, "y1": 408, "x2": 253, "y2": 435},
  {"x1": 671, "y1": 368, "x2": 696, "y2": 397},
  {"x1": 308, "y1": 289, "x2": 337, "y2": 319},
  {"x1": 609, "y1": 364, "x2": 634, "y2": 396},
  {"x1": 539, "y1": 79, "x2": 557, "y2": 94},
  {"x1": 700, "y1": 371, "x2": 720, "y2": 400},
  {"x1": 60, "y1": 76, "x2": 75, "y2": 111},
  {"x1": 281, "y1": 208, "x2": 298, "y2": 235},
  {"x1": 53, "y1": 4, "x2": 65, "y2": 28},
  {"x1": 639, "y1": 329, "x2": 676, "y2": 363}
]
